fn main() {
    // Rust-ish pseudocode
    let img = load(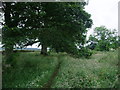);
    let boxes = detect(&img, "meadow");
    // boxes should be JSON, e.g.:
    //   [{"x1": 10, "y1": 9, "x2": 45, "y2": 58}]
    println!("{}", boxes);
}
[{"x1": 2, "y1": 50, "x2": 119, "y2": 88}]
